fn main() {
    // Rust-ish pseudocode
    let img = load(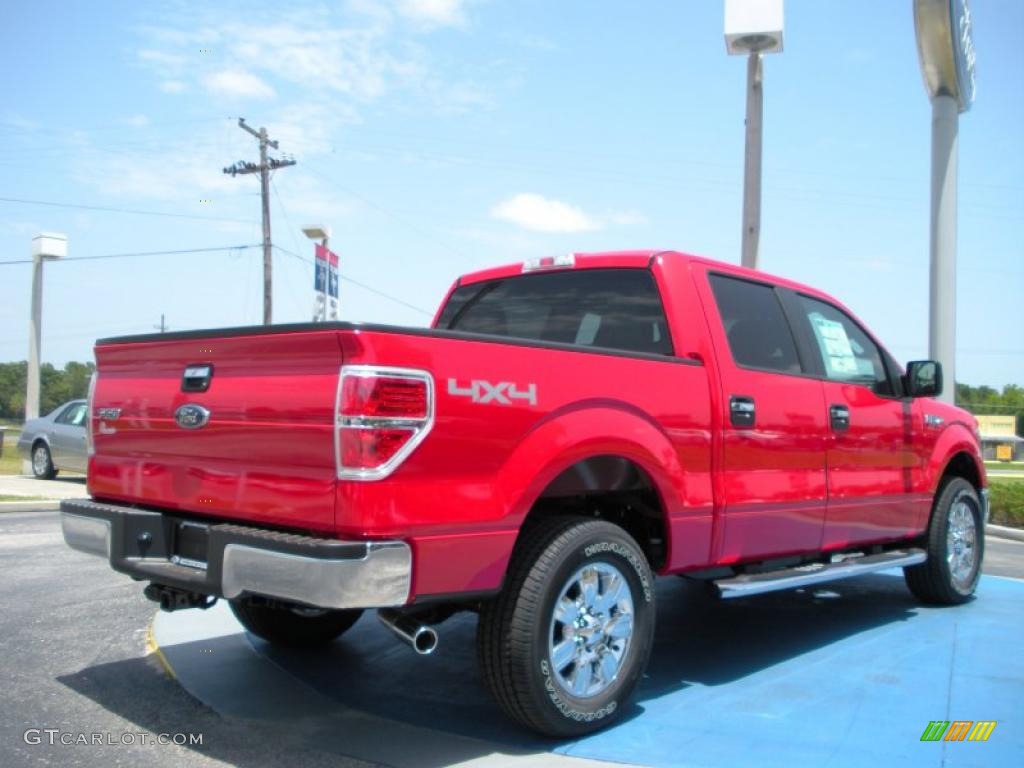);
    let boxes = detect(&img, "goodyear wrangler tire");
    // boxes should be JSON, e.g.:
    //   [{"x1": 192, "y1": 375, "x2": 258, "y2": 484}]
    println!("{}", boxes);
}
[
  {"x1": 477, "y1": 517, "x2": 655, "y2": 737},
  {"x1": 229, "y1": 598, "x2": 363, "y2": 648},
  {"x1": 904, "y1": 477, "x2": 984, "y2": 605}
]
